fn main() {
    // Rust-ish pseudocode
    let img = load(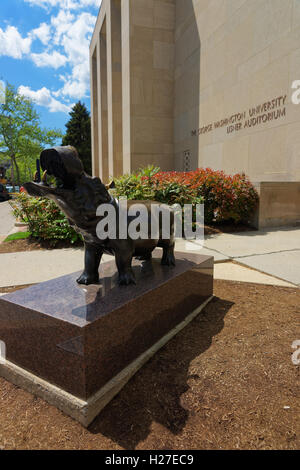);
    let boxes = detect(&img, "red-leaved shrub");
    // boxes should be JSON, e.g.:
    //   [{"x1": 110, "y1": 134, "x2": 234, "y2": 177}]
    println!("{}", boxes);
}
[{"x1": 115, "y1": 167, "x2": 259, "y2": 224}]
